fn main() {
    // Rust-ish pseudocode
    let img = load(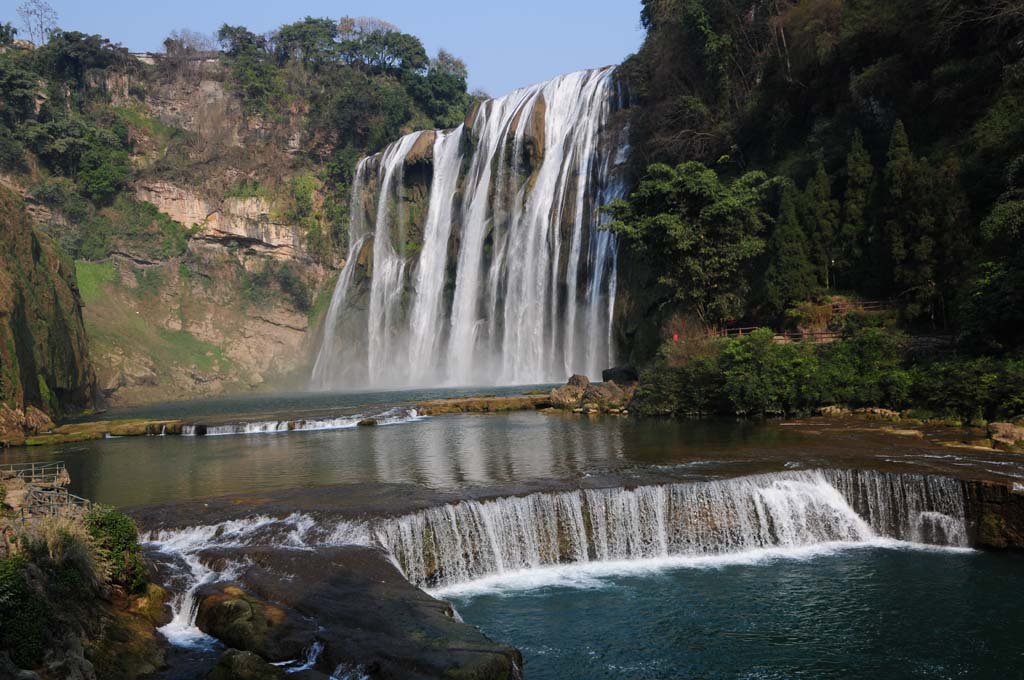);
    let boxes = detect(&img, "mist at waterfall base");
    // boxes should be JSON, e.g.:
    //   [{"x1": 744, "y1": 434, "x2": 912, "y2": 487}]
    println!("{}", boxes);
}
[
  {"x1": 312, "y1": 67, "x2": 627, "y2": 390},
  {"x1": 447, "y1": 547, "x2": 1024, "y2": 679}
]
